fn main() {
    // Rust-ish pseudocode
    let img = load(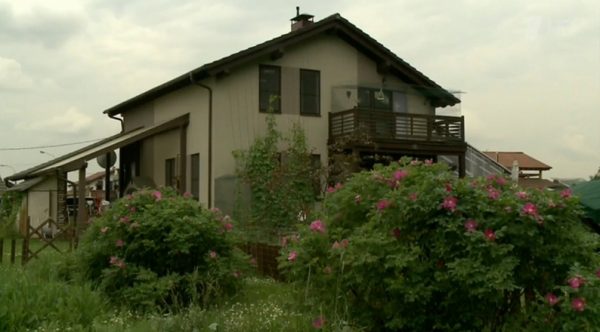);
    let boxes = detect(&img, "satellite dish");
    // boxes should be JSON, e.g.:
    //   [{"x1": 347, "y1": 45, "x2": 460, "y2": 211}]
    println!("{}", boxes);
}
[{"x1": 97, "y1": 151, "x2": 117, "y2": 168}]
